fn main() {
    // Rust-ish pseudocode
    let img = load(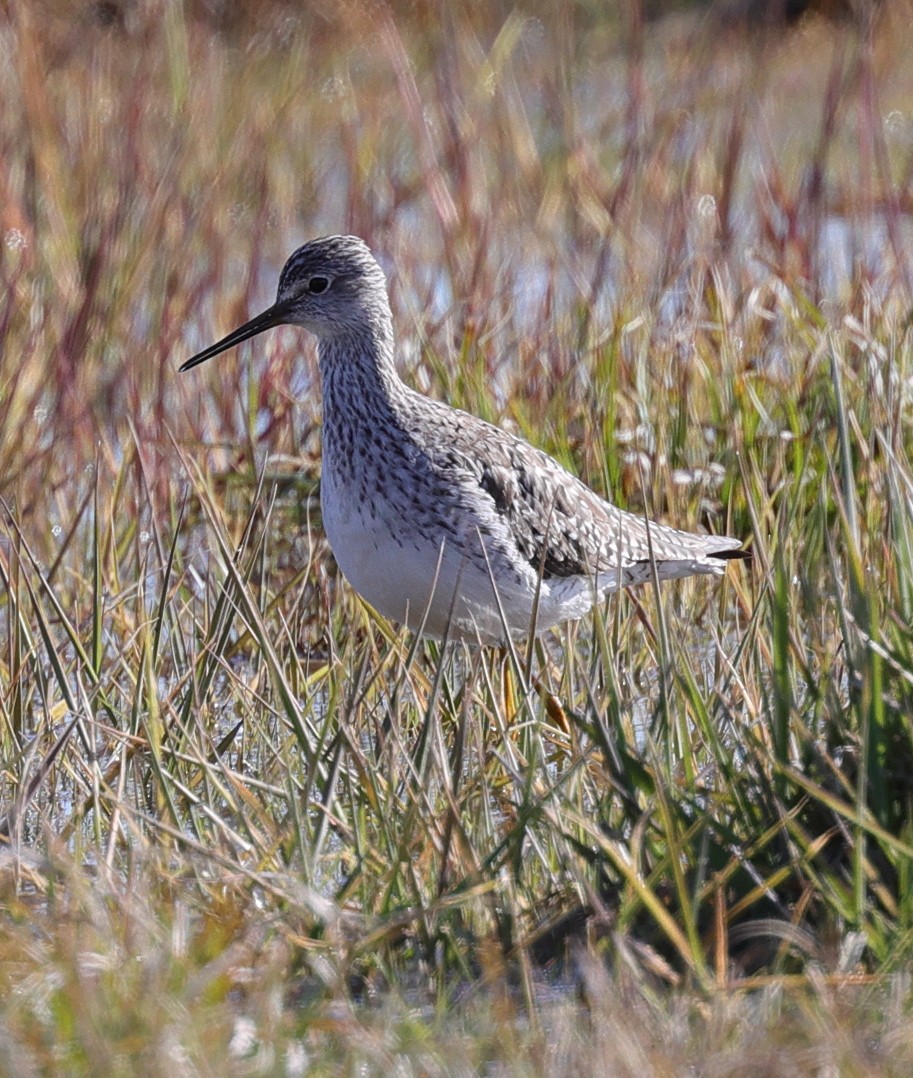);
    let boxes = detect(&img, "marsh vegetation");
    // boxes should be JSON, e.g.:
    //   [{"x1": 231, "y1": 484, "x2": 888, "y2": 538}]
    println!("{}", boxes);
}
[{"x1": 1, "y1": 1, "x2": 913, "y2": 1072}]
